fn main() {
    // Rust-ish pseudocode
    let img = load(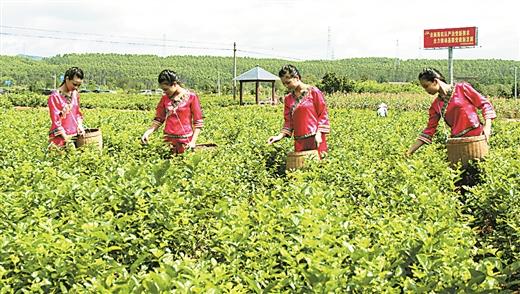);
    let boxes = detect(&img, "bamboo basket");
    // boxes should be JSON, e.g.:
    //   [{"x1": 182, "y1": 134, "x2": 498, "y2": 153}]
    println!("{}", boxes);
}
[
  {"x1": 446, "y1": 135, "x2": 488, "y2": 167},
  {"x1": 286, "y1": 150, "x2": 320, "y2": 170},
  {"x1": 76, "y1": 128, "x2": 103, "y2": 150}
]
